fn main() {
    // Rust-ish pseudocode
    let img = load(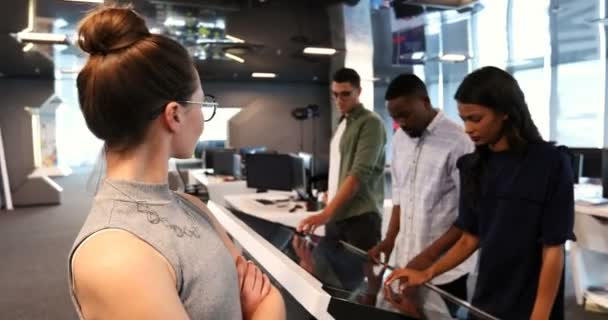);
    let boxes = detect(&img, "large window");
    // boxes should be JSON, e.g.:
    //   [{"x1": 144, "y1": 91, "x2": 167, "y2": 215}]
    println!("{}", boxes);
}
[
  {"x1": 551, "y1": 0, "x2": 605, "y2": 147},
  {"x1": 414, "y1": 0, "x2": 606, "y2": 147},
  {"x1": 55, "y1": 78, "x2": 104, "y2": 168},
  {"x1": 509, "y1": 0, "x2": 551, "y2": 139},
  {"x1": 200, "y1": 107, "x2": 241, "y2": 142},
  {"x1": 419, "y1": 11, "x2": 473, "y2": 122},
  {"x1": 514, "y1": 68, "x2": 551, "y2": 139},
  {"x1": 510, "y1": 0, "x2": 550, "y2": 62},
  {"x1": 474, "y1": 0, "x2": 508, "y2": 69},
  {"x1": 555, "y1": 60, "x2": 605, "y2": 147}
]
